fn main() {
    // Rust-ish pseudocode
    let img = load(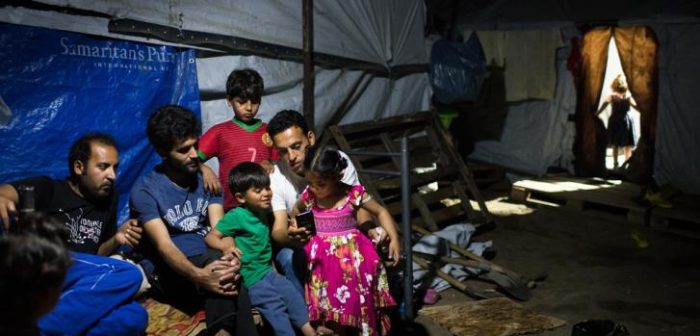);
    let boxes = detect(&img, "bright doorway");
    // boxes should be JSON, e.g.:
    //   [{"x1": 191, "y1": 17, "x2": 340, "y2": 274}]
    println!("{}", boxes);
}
[{"x1": 596, "y1": 37, "x2": 641, "y2": 171}]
